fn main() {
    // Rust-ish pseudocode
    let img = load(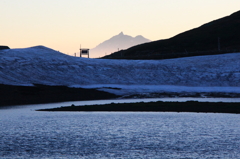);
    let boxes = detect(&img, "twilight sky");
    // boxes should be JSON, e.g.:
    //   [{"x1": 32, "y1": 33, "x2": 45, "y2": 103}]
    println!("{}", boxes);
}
[{"x1": 1, "y1": 0, "x2": 239, "y2": 56}]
